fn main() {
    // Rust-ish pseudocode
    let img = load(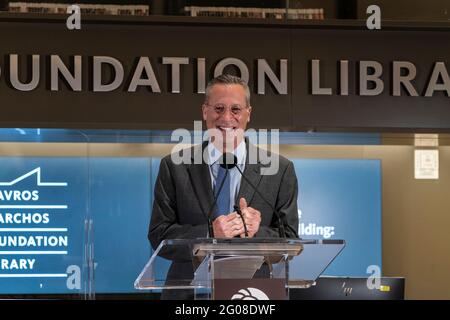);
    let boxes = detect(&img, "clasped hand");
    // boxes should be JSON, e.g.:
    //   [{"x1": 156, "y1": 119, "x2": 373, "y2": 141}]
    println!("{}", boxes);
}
[{"x1": 212, "y1": 197, "x2": 261, "y2": 238}]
